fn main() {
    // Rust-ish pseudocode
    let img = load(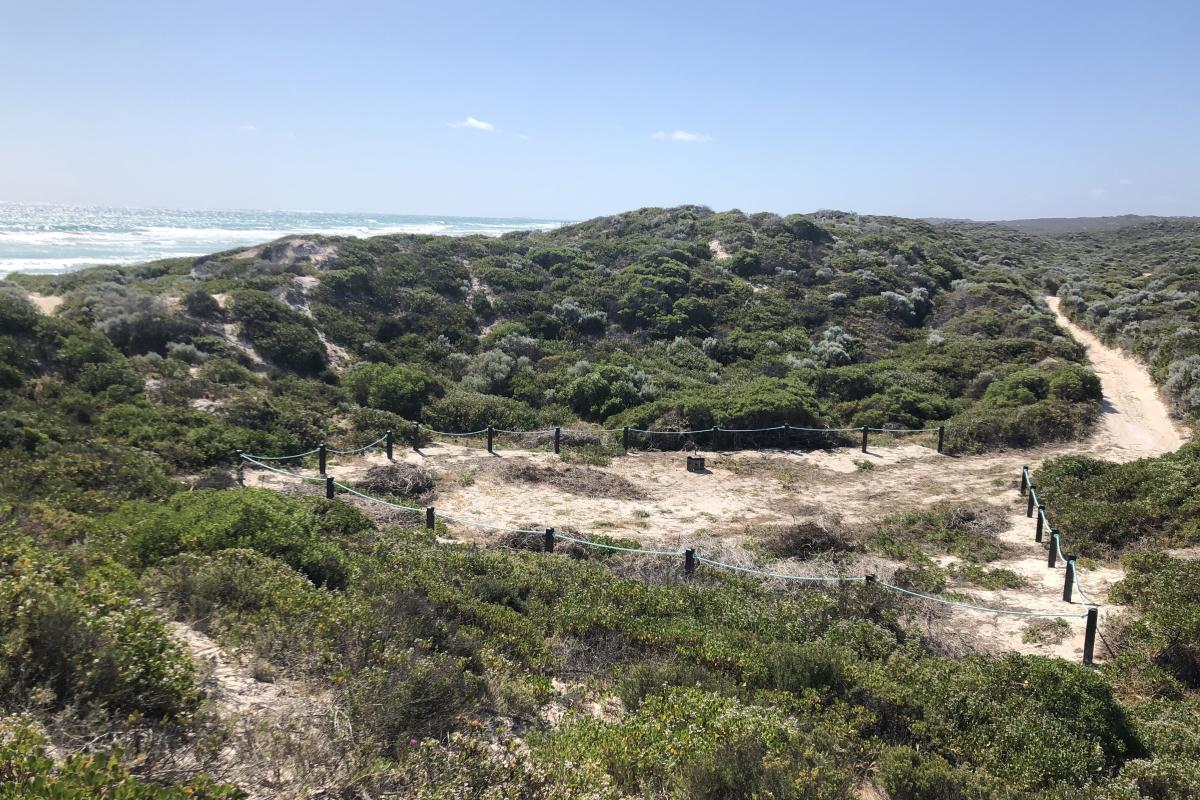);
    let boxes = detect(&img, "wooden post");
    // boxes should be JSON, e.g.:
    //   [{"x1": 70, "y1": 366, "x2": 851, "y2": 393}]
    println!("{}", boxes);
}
[
  {"x1": 544, "y1": 527, "x2": 555, "y2": 553},
  {"x1": 622, "y1": 426, "x2": 629, "y2": 454},
  {"x1": 425, "y1": 507, "x2": 435, "y2": 531},
  {"x1": 1035, "y1": 505, "x2": 1044, "y2": 542},
  {"x1": 1082, "y1": 606, "x2": 1098, "y2": 666},
  {"x1": 782, "y1": 422, "x2": 790, "y2": 451},
  {"x1": 325, "y1": 476, "x2": 334, "y2": 499},
  {"x1": 937, "y1": 425, "x2": 945, "y2": 453},
  {"x1": 487, "y1": 426, "x2": 495, "y2": 454},
  {"x1": 861, "y1": 426, "x2": 868, "y2": 453},
  {"x1": 1048, "y1": 532, "x2": 1058, "y2": 568},
  {"x1": 684, "y1": 548, "x2": 695, "y2": 577},
  {"x1": 554, "y1": 427, "x2": 561, "y2": 455},
  {"x1": 1026, "y1": 487, "x2": 1036, "y2": 517},
  {"x1": 1019, "y1": 466, "x2": 1029, "y2": 495},
  {"x1": 1063, "y1": 556, "x2": 1076, "y2": 602},
  {"x1": 235, "y1": 449, "x2": 244, "y2": 487},
  {"x1": 318, "y1": 444, "x2": 327, "y2": 475},
  {"x1": 411, "y1": 422, "x2": 420, "y2": 451},
  {"x1": 385, "y1": 430, "x2": 394, "y2": 460}
]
